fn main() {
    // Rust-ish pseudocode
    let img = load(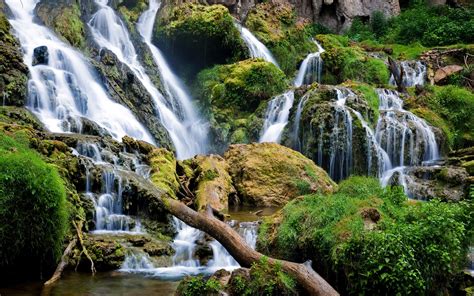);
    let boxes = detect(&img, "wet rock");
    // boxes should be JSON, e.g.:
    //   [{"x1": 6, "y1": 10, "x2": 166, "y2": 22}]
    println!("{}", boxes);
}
[
  {"x1": 32, "y1": 46, "x2": 49, "y2": 66},
  {"x1": 143, "y1": 240, "x2": 174, "y2": 257},
  {"x1": 149, "y1": 148, "x2": 180, "y2": 198},
  {"x1": 224, "y1": 142, "x2": 337, "y2": 206},
  {"x1": 74, "y1": 234, "x2": 126, "y2": 271},
  {"x1": 210, "y1": 269, "x2": 232, "y2": 287},
  {"x1": 434, "y1": 65, "x2": 463, "y2": 83}
]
